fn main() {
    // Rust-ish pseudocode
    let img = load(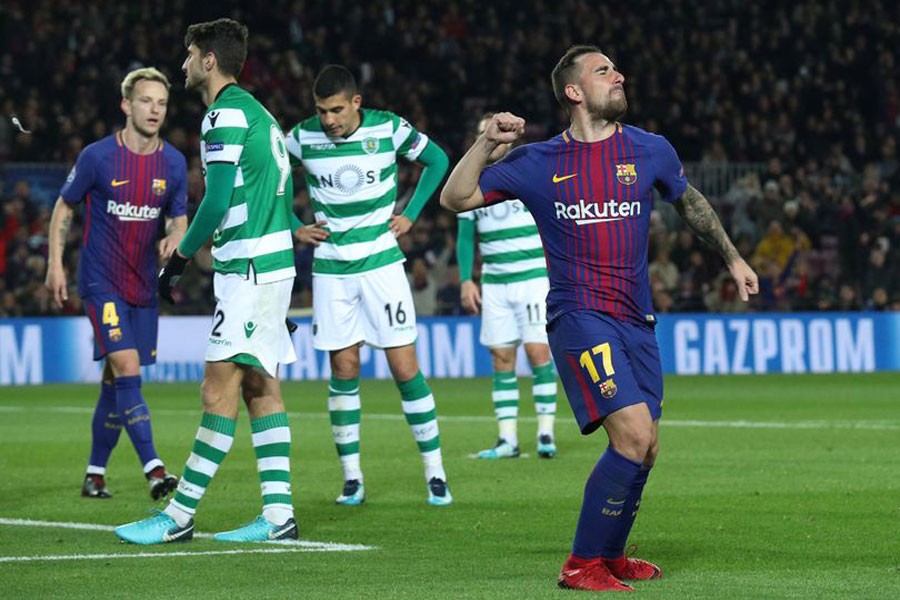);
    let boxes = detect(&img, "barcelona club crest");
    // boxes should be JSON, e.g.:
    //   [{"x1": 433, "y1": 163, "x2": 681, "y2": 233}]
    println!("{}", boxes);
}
[
  {"x1": 615, "y1": 163, "x2": 637, "y2": 185},
  {"x1": 362, "y1": 137, "x2": 379, "y2": 155},
  {"x1": 599, "y1": 378, "x2": 618, "y2": 398},
  {"x1": 152, "y1": 178, "x2": 167, "y2": 196},
  {"x1": 109, "y1": 328, "x2": 122, "y2": 342}
]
